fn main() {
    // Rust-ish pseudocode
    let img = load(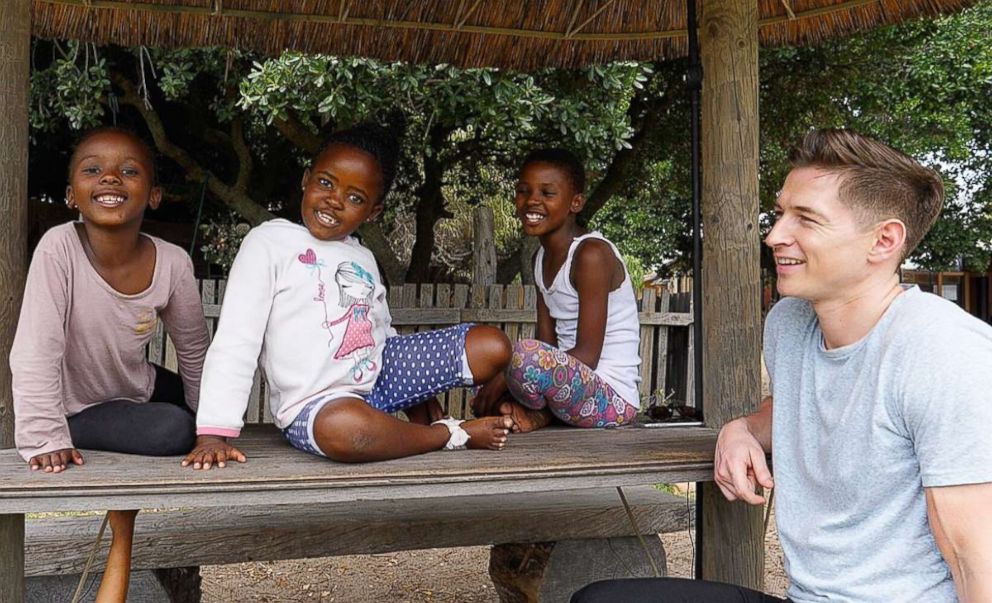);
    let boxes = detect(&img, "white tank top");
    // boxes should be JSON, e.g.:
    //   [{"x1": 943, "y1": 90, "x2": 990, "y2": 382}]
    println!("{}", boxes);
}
[{"x1": 534, "y1": 232, "x2": 642, "y2": 407}]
